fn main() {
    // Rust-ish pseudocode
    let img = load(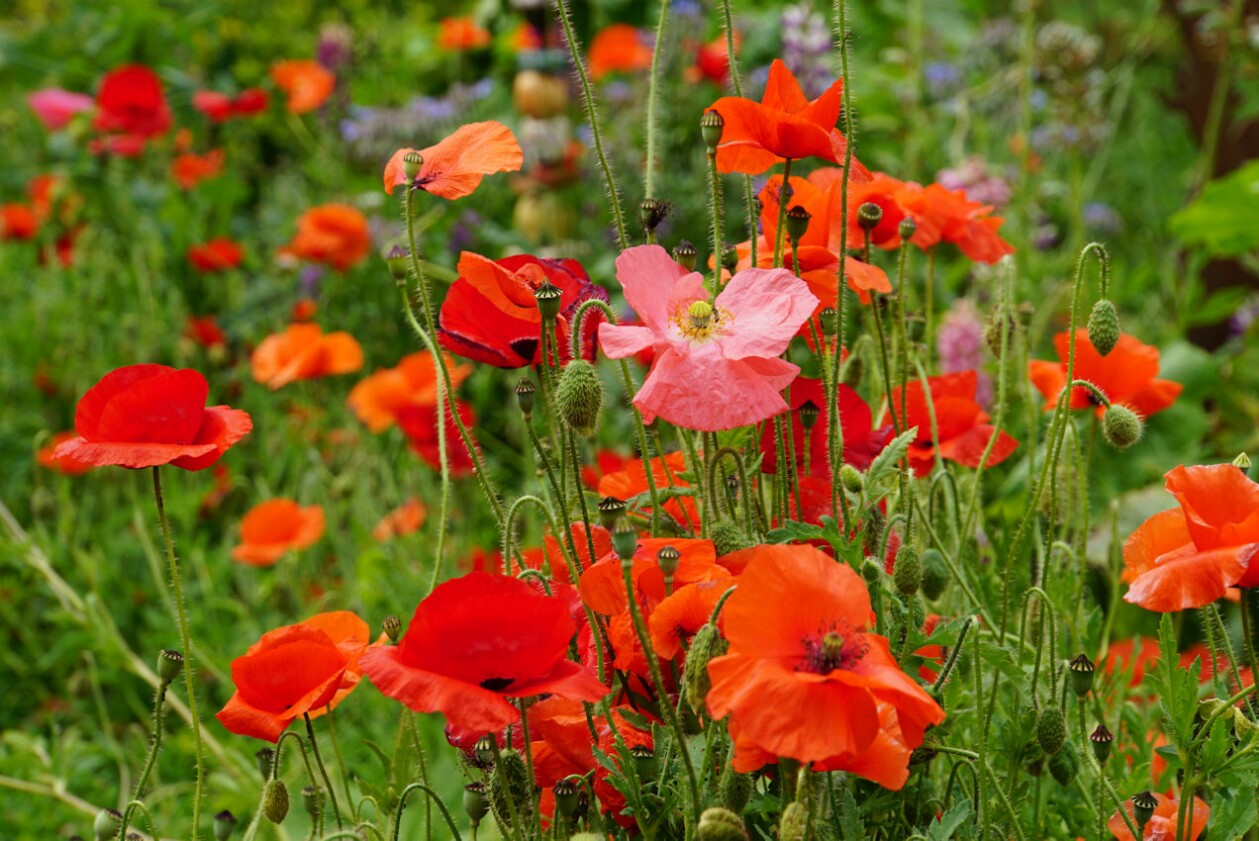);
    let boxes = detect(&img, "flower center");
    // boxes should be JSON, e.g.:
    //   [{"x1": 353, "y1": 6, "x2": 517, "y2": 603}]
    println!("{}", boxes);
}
[
  {"x1": 799, "y1": 626, "x2": 867, "y2": 674},
  {"x1": 672, "y1": 298, "x2": 731, "y2": 343}
]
